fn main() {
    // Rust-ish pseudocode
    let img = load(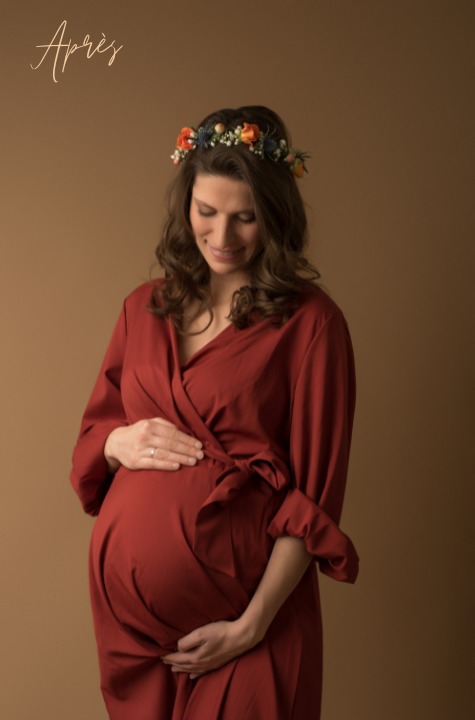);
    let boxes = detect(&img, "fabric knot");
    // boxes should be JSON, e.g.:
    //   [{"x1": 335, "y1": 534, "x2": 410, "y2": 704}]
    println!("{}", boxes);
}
[
  {"x1": 233, "y1": 458, "x2": 253, "y2": 481},
  {"x1": 191, "y1": 445, "x2": 291, "y2": 579}
]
